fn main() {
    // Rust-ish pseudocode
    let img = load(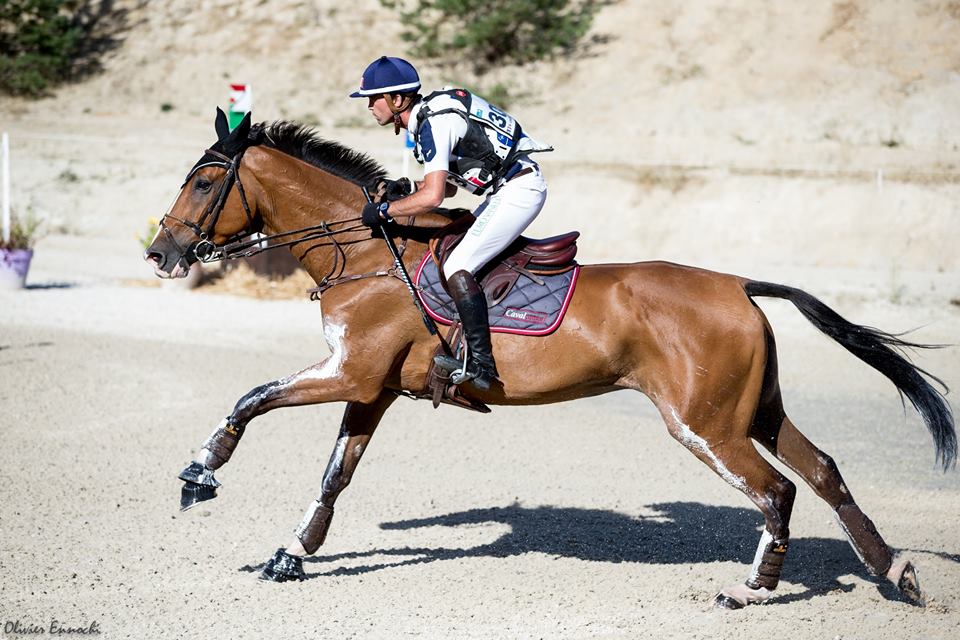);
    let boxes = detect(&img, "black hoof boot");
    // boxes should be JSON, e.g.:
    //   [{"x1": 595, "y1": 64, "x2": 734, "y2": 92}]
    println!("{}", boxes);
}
[
  {"x1": 896, "y1": 561, "x2": 925, "y2": 606},
  {"x1": 178, "y1": 462, "x2": 220, "y2": 511},
  {"x1": 713, "y1": 593, "x2": 745, "y2": 610},
  {"x1": 259, "y1": 548, "x2": 305, "y2": 583},
  {"x1": 180, "y1": 482, "x2": 217, "y2": 511}
]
